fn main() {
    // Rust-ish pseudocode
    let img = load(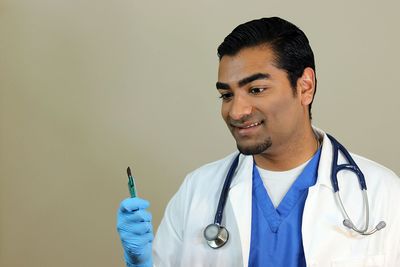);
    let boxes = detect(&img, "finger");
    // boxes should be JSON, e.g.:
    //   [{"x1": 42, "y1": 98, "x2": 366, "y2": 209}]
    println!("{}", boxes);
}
[
  {"x1": 119, "y1": 197, "x2": 150, "y2": 212},
  {"x1": 119, "y1": 209, "x2": 152, "y2": 224},
  {"x1": 119, "y1": 221, "x2": 153, "y2": 235},
  {"x1": 117, "y1": 210, "x2": 152, "y2": 233},
  {"x1": 122, "y1": 232, "x2": 154, "y2": 249}
]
